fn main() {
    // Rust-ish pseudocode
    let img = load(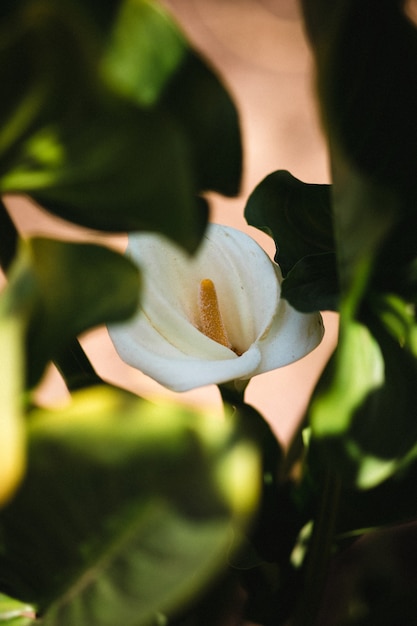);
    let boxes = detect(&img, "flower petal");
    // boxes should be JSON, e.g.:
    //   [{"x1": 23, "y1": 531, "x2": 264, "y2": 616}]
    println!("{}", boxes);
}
[
  {"x1": 253, "y1": 268, "x2": 325, "y2": 374},
  {"x1": 108, "y1": 224, "x2": 324, "y2": 391},
  {"x1": 110, "y1": 317, "x2": 262, "y2": 391}
]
